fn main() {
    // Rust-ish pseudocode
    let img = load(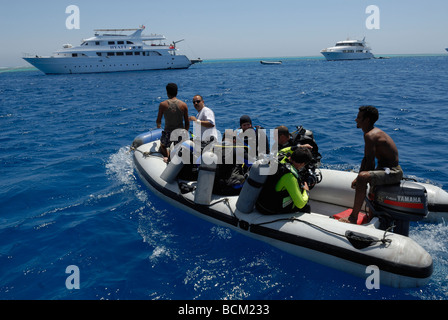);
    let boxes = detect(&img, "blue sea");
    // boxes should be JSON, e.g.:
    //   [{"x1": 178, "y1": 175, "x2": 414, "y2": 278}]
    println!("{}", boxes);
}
[{"x1": 1, "y1": 55, "x2": 448, "y2": 302}]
